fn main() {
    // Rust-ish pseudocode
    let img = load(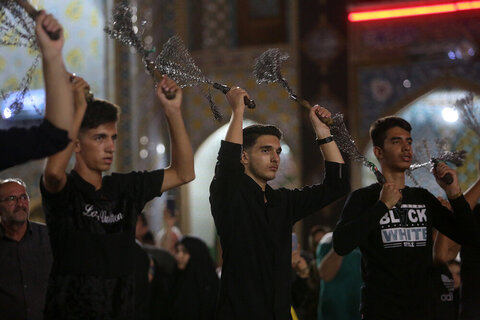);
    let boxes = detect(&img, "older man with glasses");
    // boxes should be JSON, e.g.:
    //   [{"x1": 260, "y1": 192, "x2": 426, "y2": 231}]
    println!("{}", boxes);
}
[{"x1": 0, "y1": 178, "x2": 52, "y2": 320}]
